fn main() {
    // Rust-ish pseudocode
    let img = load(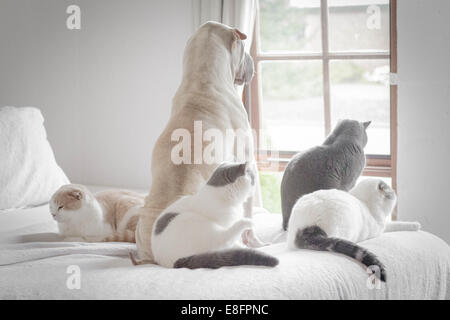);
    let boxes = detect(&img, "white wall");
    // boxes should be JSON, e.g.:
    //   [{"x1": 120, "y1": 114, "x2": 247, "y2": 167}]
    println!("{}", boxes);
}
[
  {"x1": 397, "y1": 0, "x2": 450, "y2": 243},
  {"x1": 0, "y1": 0, "x2": 194, "y2": 189},
  {"x1": 0, "y1": 0, "x2": 83, "y2": 182}
]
